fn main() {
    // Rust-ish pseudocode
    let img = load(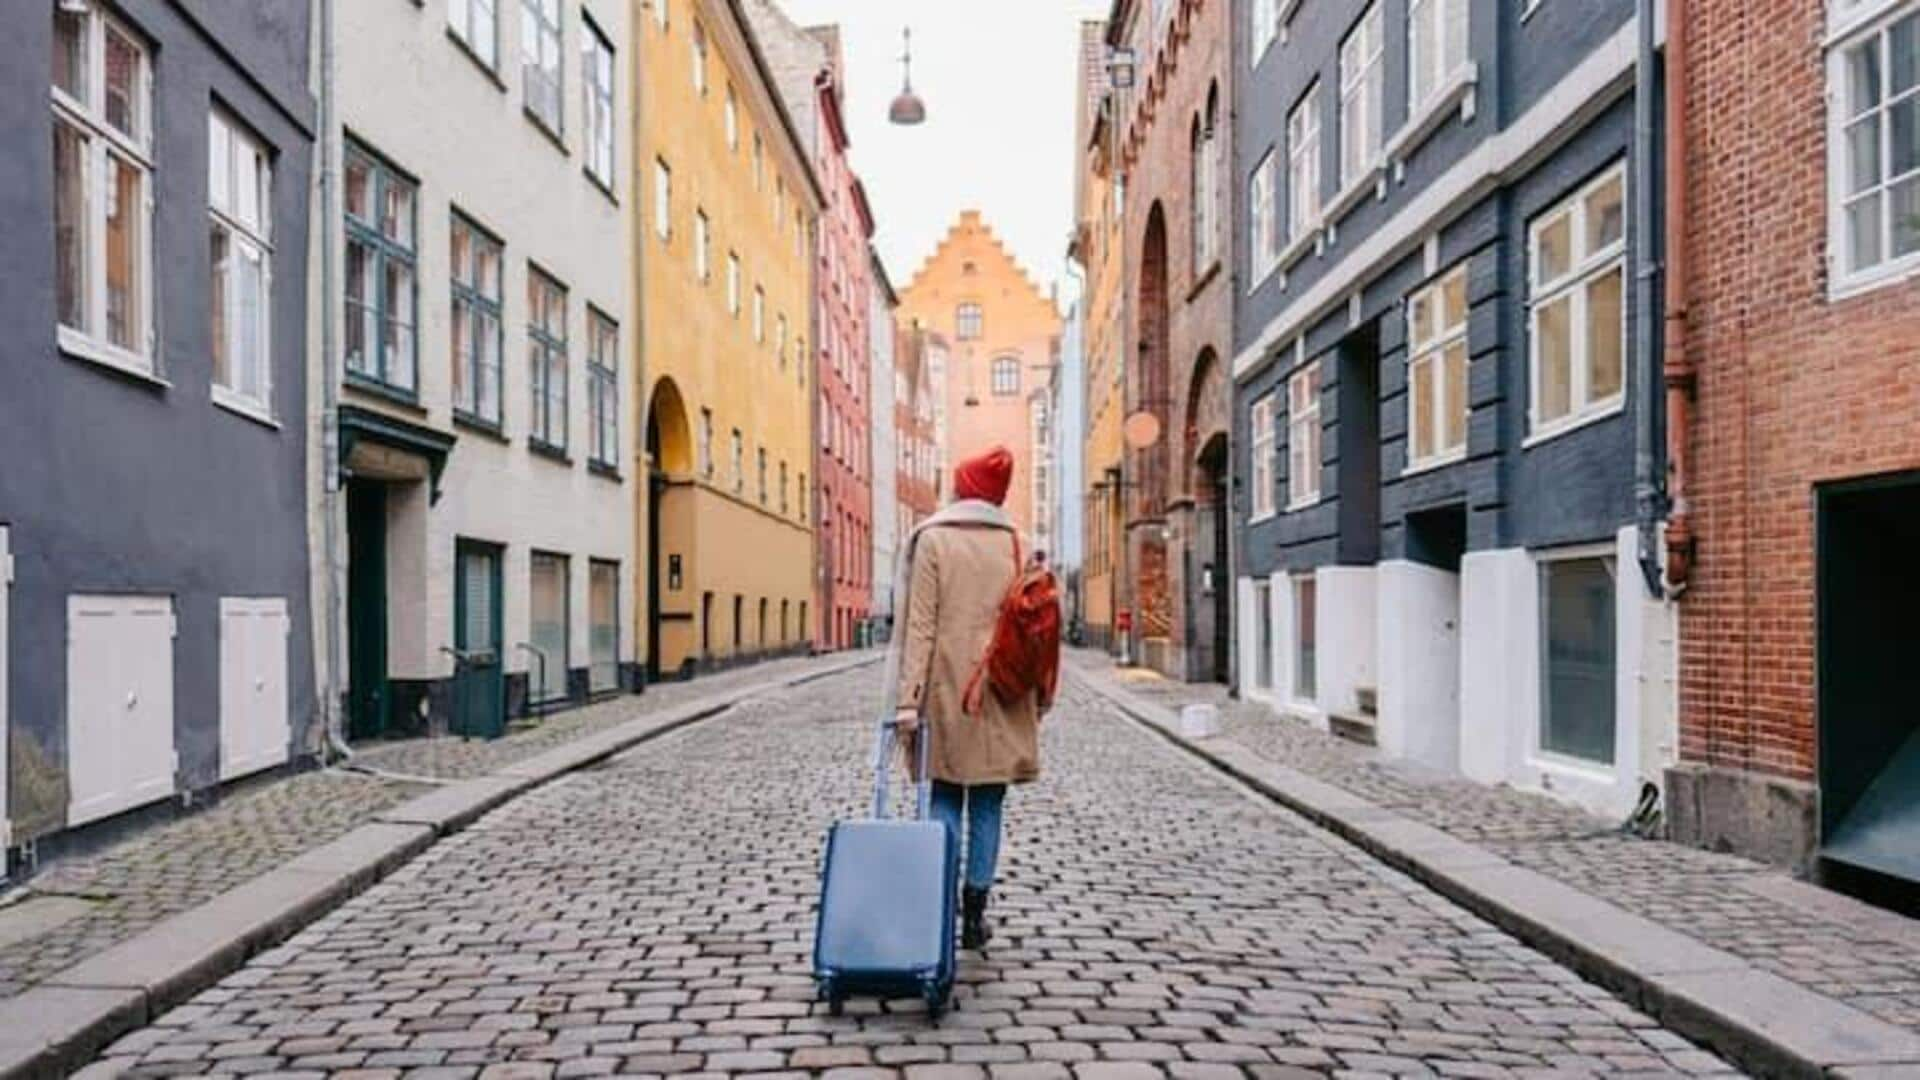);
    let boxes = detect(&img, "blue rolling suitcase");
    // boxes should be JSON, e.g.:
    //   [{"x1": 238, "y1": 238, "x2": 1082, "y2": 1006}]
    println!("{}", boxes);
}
[{"x1": 813, "y1": 718, "x2": 957, "y2": 1018}]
